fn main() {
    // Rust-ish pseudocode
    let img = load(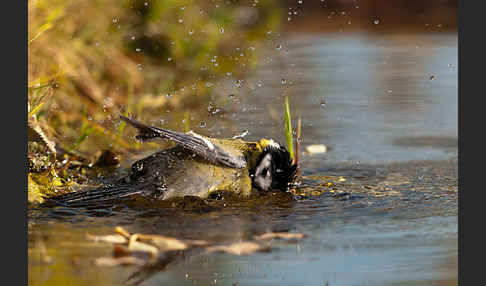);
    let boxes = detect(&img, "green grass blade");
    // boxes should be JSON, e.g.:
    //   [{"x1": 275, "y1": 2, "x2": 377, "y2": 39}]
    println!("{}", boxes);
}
[{"x1": 284, "y1": 96, "x2": 294, "y2": 161}]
